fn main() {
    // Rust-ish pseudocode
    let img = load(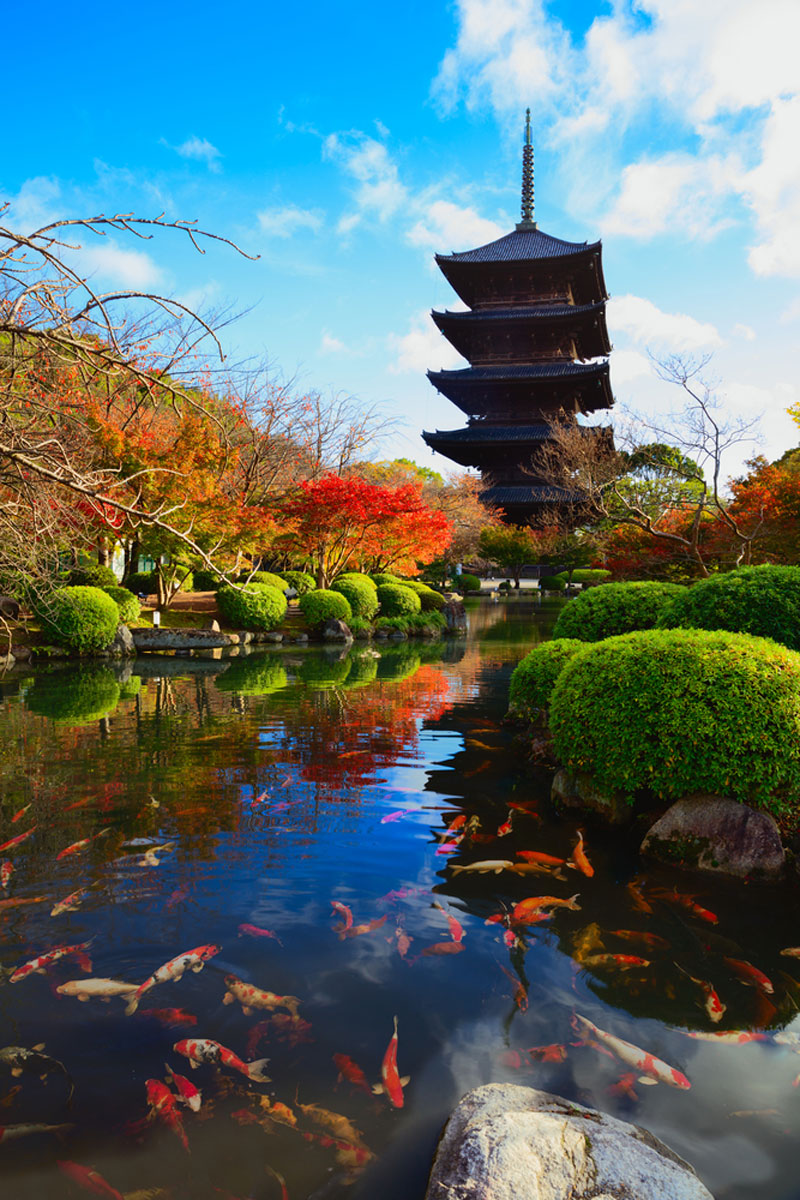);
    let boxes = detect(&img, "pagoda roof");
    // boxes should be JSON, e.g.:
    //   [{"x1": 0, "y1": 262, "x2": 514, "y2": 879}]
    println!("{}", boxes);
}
[
  {"x1": 433, "y1": 302, "x2": 605, "y2": 324},
  {"x1": 481, "y1": 484, "x2": 582, "y2": 505},
  {"x1": 424, "y1": 423, "x2": 553, "y2": 446},
  {"x1": 429, "y1": 361, "x2": 607, "y2": 385},
  {"x1": 436, "y1": 227, "x2": 600, "y2": 265}
]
